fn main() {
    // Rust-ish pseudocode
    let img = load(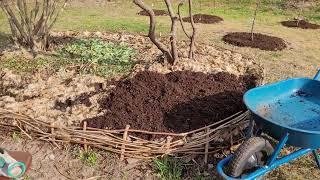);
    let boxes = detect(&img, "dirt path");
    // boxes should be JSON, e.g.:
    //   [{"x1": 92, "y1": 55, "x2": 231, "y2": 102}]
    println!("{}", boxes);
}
[{"x1": 1, "y1": 135, "x2": 155, "y2": 180}]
